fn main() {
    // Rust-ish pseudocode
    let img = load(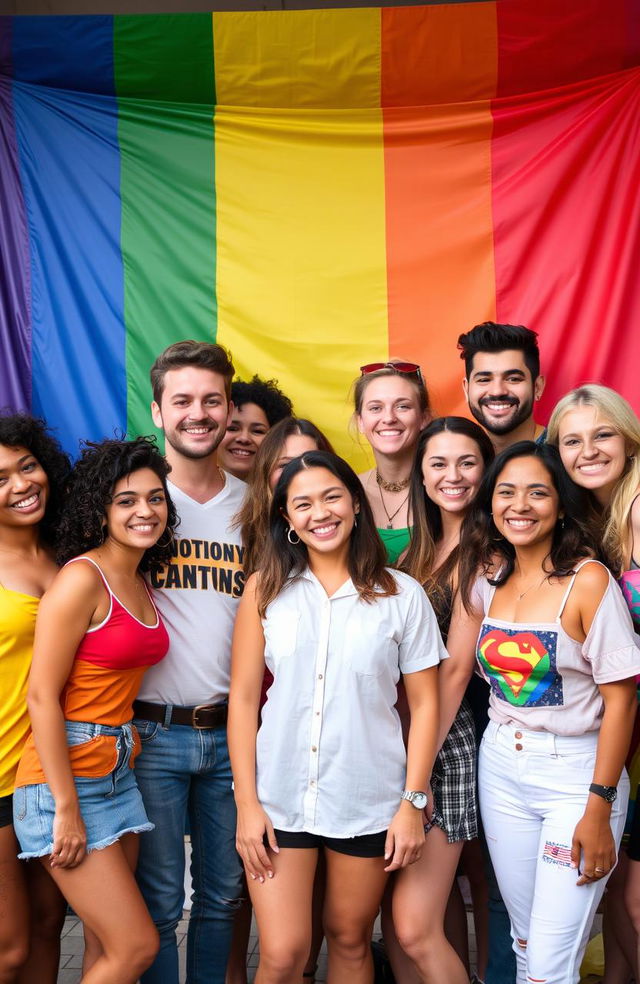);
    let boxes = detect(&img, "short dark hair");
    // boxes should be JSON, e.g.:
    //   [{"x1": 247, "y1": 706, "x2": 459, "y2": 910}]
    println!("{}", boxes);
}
[
  {"x1": 55, "y1": 436, "x2": 179, "y2": 573},
  {"x1": 457, "y1": 322, "x2": 540, "y2": 381},
  {"x1": 231, "y1": 376, "x2": 293, "y2": 427},
  {"x1": 0, "y1": 411, "x2": 71, "y2": 546},
  {"x1": 150, "y1": 340, "x2": 235, "y2": 403}
]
